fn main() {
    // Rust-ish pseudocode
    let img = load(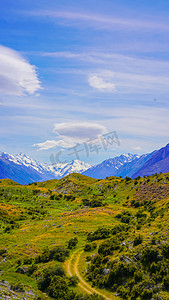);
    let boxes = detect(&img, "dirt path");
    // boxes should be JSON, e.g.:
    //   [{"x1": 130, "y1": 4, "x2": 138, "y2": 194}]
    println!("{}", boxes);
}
[{"x1": 66, "y1": 249, "x2": 112, "y2": 300}]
